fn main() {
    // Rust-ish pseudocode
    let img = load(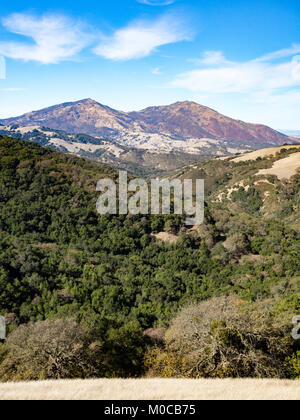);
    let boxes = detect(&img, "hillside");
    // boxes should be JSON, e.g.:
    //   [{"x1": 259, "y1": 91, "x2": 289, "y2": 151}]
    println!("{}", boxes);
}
[
  {"x1": 0, "y1": 136, "x2": 299, "y2": 381},
  {"x1": 0, "y1": 124, "x2": 264, "y2": 175},
  {"x1": 0, "y1": 99, "x2": 290, "y2": 147},
  {"x1": 170, "y1": 145, "x2": 300, "y2": 224},
  {"x1": 231, "y1": 145, "x2": 300, "y2": 162}
]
